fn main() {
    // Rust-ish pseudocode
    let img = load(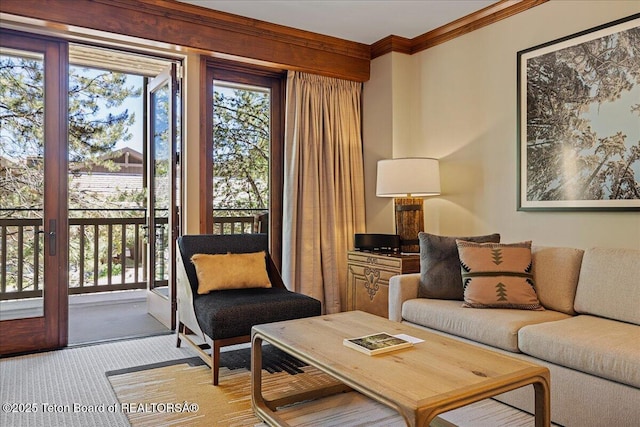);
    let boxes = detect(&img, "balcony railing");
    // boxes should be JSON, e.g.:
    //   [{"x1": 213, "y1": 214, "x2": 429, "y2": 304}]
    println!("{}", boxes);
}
[
  {"x1": 0, "y1": 208, "x2": 267, "y2": 301},
  {"x1": 1, "y1": 210, "x2": 152, "y2": 301},
  {"x1": 213, "y1": 208, "x2": 268, "y2": 235}
]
